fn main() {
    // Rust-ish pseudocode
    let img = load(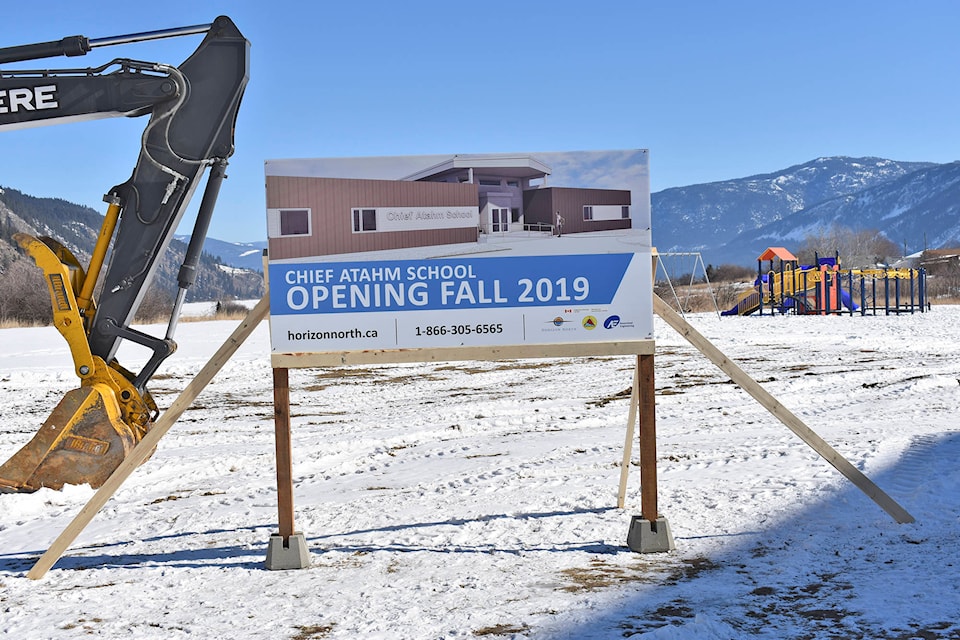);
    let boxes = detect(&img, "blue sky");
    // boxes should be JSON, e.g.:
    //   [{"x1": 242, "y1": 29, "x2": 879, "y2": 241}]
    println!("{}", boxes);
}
[{"x1": 2, "y1": 0, "x2": 958, "y2": 242}]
